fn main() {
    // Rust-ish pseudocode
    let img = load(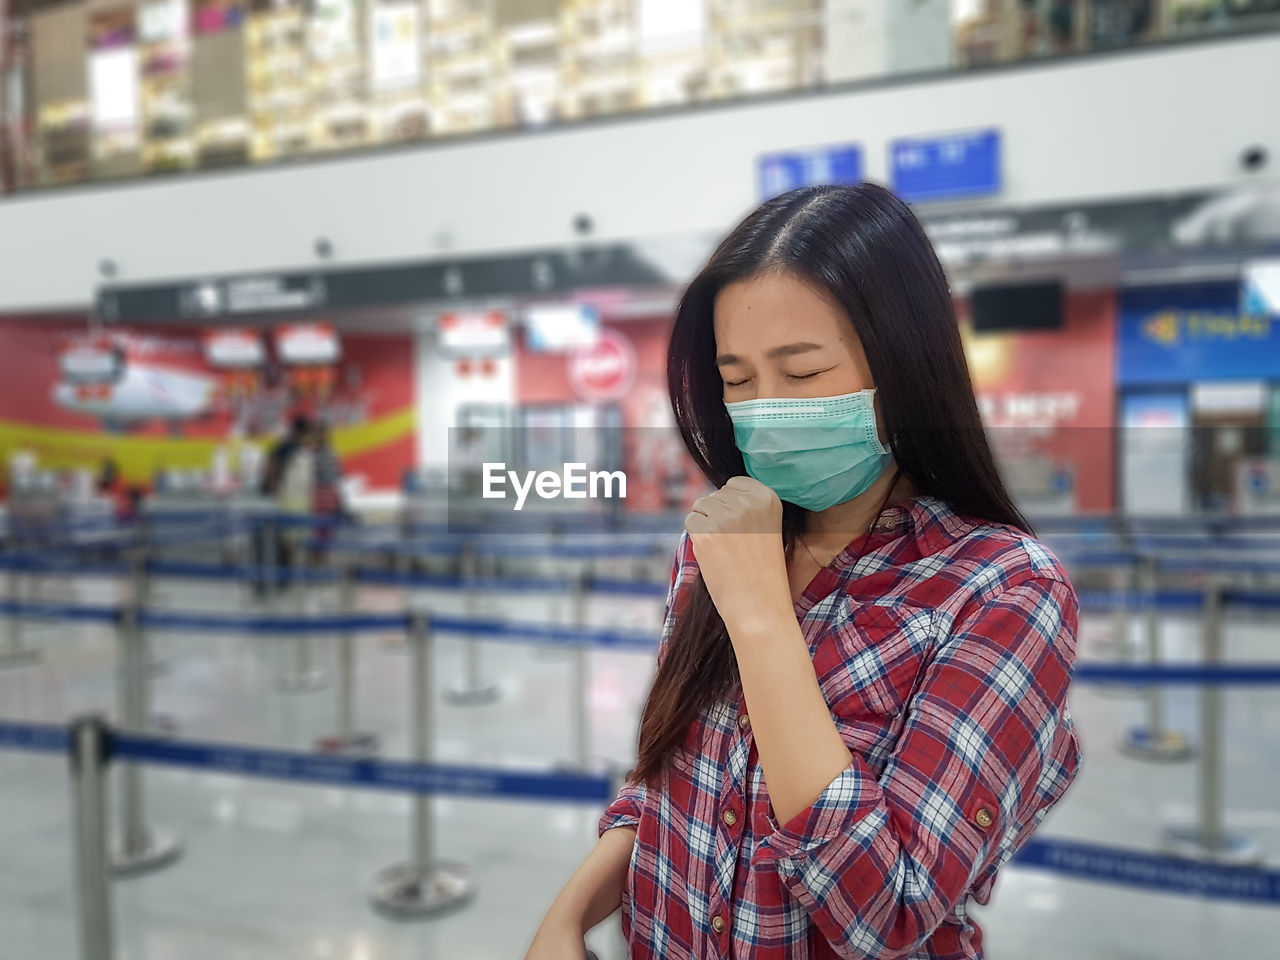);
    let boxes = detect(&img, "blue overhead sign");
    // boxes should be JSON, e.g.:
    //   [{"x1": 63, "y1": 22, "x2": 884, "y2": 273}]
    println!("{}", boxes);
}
[
  {"x1": 890, "y1": 128, "x2": 1001, "y2": 203},
  {"x1": 758, "y1": 144, "x2": 862, "y2": 201},
  {"x1": 1118, "y1": 282, "x2": 1279, "y2": 385}
]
